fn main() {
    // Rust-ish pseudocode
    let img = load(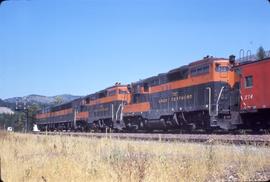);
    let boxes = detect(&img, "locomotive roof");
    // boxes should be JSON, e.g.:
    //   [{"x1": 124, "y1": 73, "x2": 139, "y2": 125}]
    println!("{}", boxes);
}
[
  {"x1": 189, "y1": 57, "x2": 228, "y2": 66},
  {"x1": 84, "y1": 84, "x2": 128, "y2": 98},
  {"x1": 38, "y1": 97, "x2": 83, "y2": 112},
  {"x1": 132, "y1": 57, "x2": 227, "y2": 85},
  {"x1": 168, "y1": 65, "x2": 189, "y2": 73}
]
